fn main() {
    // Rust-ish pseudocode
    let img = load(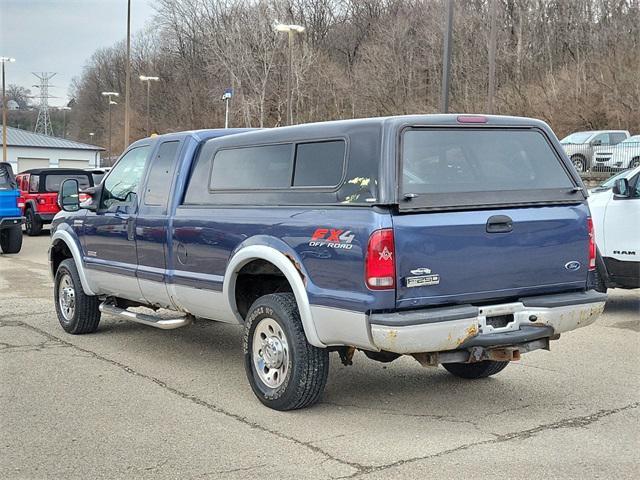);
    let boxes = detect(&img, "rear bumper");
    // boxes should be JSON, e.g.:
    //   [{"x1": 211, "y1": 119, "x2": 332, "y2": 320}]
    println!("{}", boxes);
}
[
  {"x1": 0, "y1": 216, "x2": 24, "y2": 229},
  {"x1": 368, "y1": 290, "x2": 606, "y2": 354}
]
